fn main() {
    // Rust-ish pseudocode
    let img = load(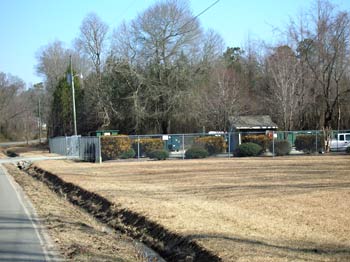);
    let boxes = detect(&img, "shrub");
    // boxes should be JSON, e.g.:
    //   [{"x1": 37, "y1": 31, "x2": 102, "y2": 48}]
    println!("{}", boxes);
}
[
  {"x1": 295, "y1": 134, "x2": 324, "y2": 153},
  {"x1": 101, "y1": 135, "x2": 131, "y2": 160},
  {"x1": 120, "y1": 148, "x2": 136, "y2": 159},
  {"x1": 132, "y1": 138, "x2": 164, "y2": 157},
  {"x1": 148, "y1": 149, "x2": 169, "y2": 160},
  {"x1": 185, "y1": 146, "x2": 209, "y2": 159},
  {"x1": 5, "y1": 149, "x2": 18, "y2": 157},
  {"x1": 269, "y1": 140, "x2": 291, "y2": 156},
  {"x1": 194, "y1": 136, "x2": 227, "y2": 155},
  {"x1": 242, "y1": 134, "x2": 271, "y2": 152},
  {"x1": 346, "y1": 146, "x2": 350, "y2": 154},
  {"x1": 235, "y1": 142, "x2": 262, "y2": 157}
]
